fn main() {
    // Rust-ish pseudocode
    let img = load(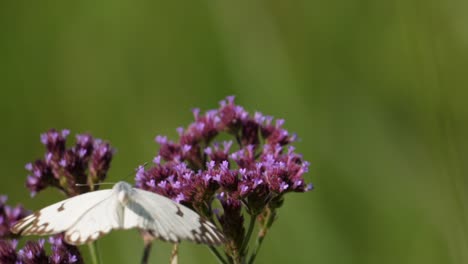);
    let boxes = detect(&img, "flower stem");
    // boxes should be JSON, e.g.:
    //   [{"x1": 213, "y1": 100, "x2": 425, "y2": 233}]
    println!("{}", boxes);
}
[
  {"x1": 209, "y1": 245, "x2": 228, "y2": 264},
  {"x1": 240, "y1": 213, "x2": 257, "y2": 256},
  {"x1": 248, "y1": 209, "x2": 276, "y2": 264},
  {"x1": 170, "y1": 244, "x2": 179, "y2": 264},
  {"x1": 141, "y1": 241, "x2": 153, "y2": 264},
  {"x1": 88, "y1": 241, "x2": 102, "y2": 264}
]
